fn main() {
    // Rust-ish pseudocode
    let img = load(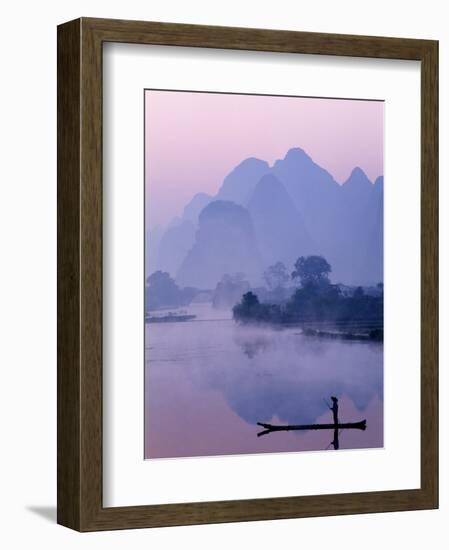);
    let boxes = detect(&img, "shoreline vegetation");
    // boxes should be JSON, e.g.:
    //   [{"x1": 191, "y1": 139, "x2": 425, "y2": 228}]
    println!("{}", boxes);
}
[
  {"x1": 232, "y1": 256, "x2": 383, "y2": 342},
  {"x1": 145, "y1": 255, "x2": 383, "y2": 341}
]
